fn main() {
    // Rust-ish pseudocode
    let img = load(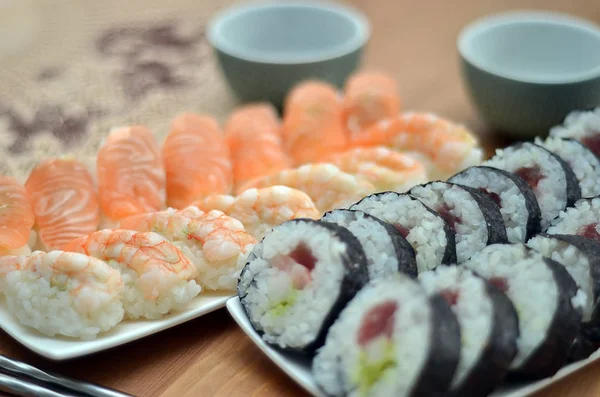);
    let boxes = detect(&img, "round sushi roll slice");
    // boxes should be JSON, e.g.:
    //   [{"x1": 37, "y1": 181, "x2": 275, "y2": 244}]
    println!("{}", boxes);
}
[
  {"x1": 322, "y1": 209, "x2": 417, "y2": 279},
  {"x1": 419, "y1": 266, "x2": 519, "y2": 396},
  {"x1": 349, "y1": 192, "x2": 456, "y2": 272},
  {"x1": 547, "y1": 197, "x2": 600, "y2": 242},
  {"x1": 409, "y1": 181, "x2": 508, "y2": 263},
  {"x1": 449, "y1": 166, "x2": 542, "y2": 243},
  {"x1": 238, "y1": 219, "x2": 369, "y2": 354},
  {"x1": 313, "y1": 275, "x2": 461, "y2": 397},
  {"x1": 463, "y1": 244, "x2": 581, "y2": 378},
  {"x1": 484, "y1": 142, "x2": 581, "y2": 230},
  {"x1": 550, "y1": 107, "x2": 600, "y2": 157},
  {"x1": 535, "y1": 137, "x2": 600, "y2": 198}
]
